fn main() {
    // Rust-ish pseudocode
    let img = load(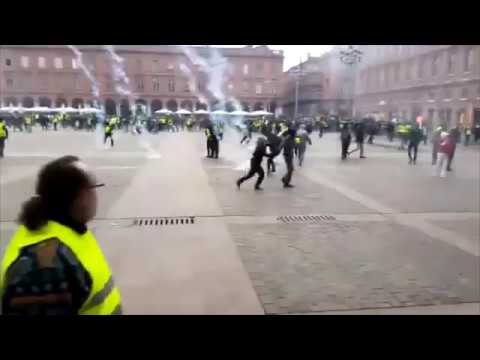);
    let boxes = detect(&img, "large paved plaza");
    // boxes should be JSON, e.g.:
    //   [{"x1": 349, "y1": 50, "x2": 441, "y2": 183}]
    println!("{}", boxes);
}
[{"x1": 1, "y1": 127, "x2": 479, "y2": 314}]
